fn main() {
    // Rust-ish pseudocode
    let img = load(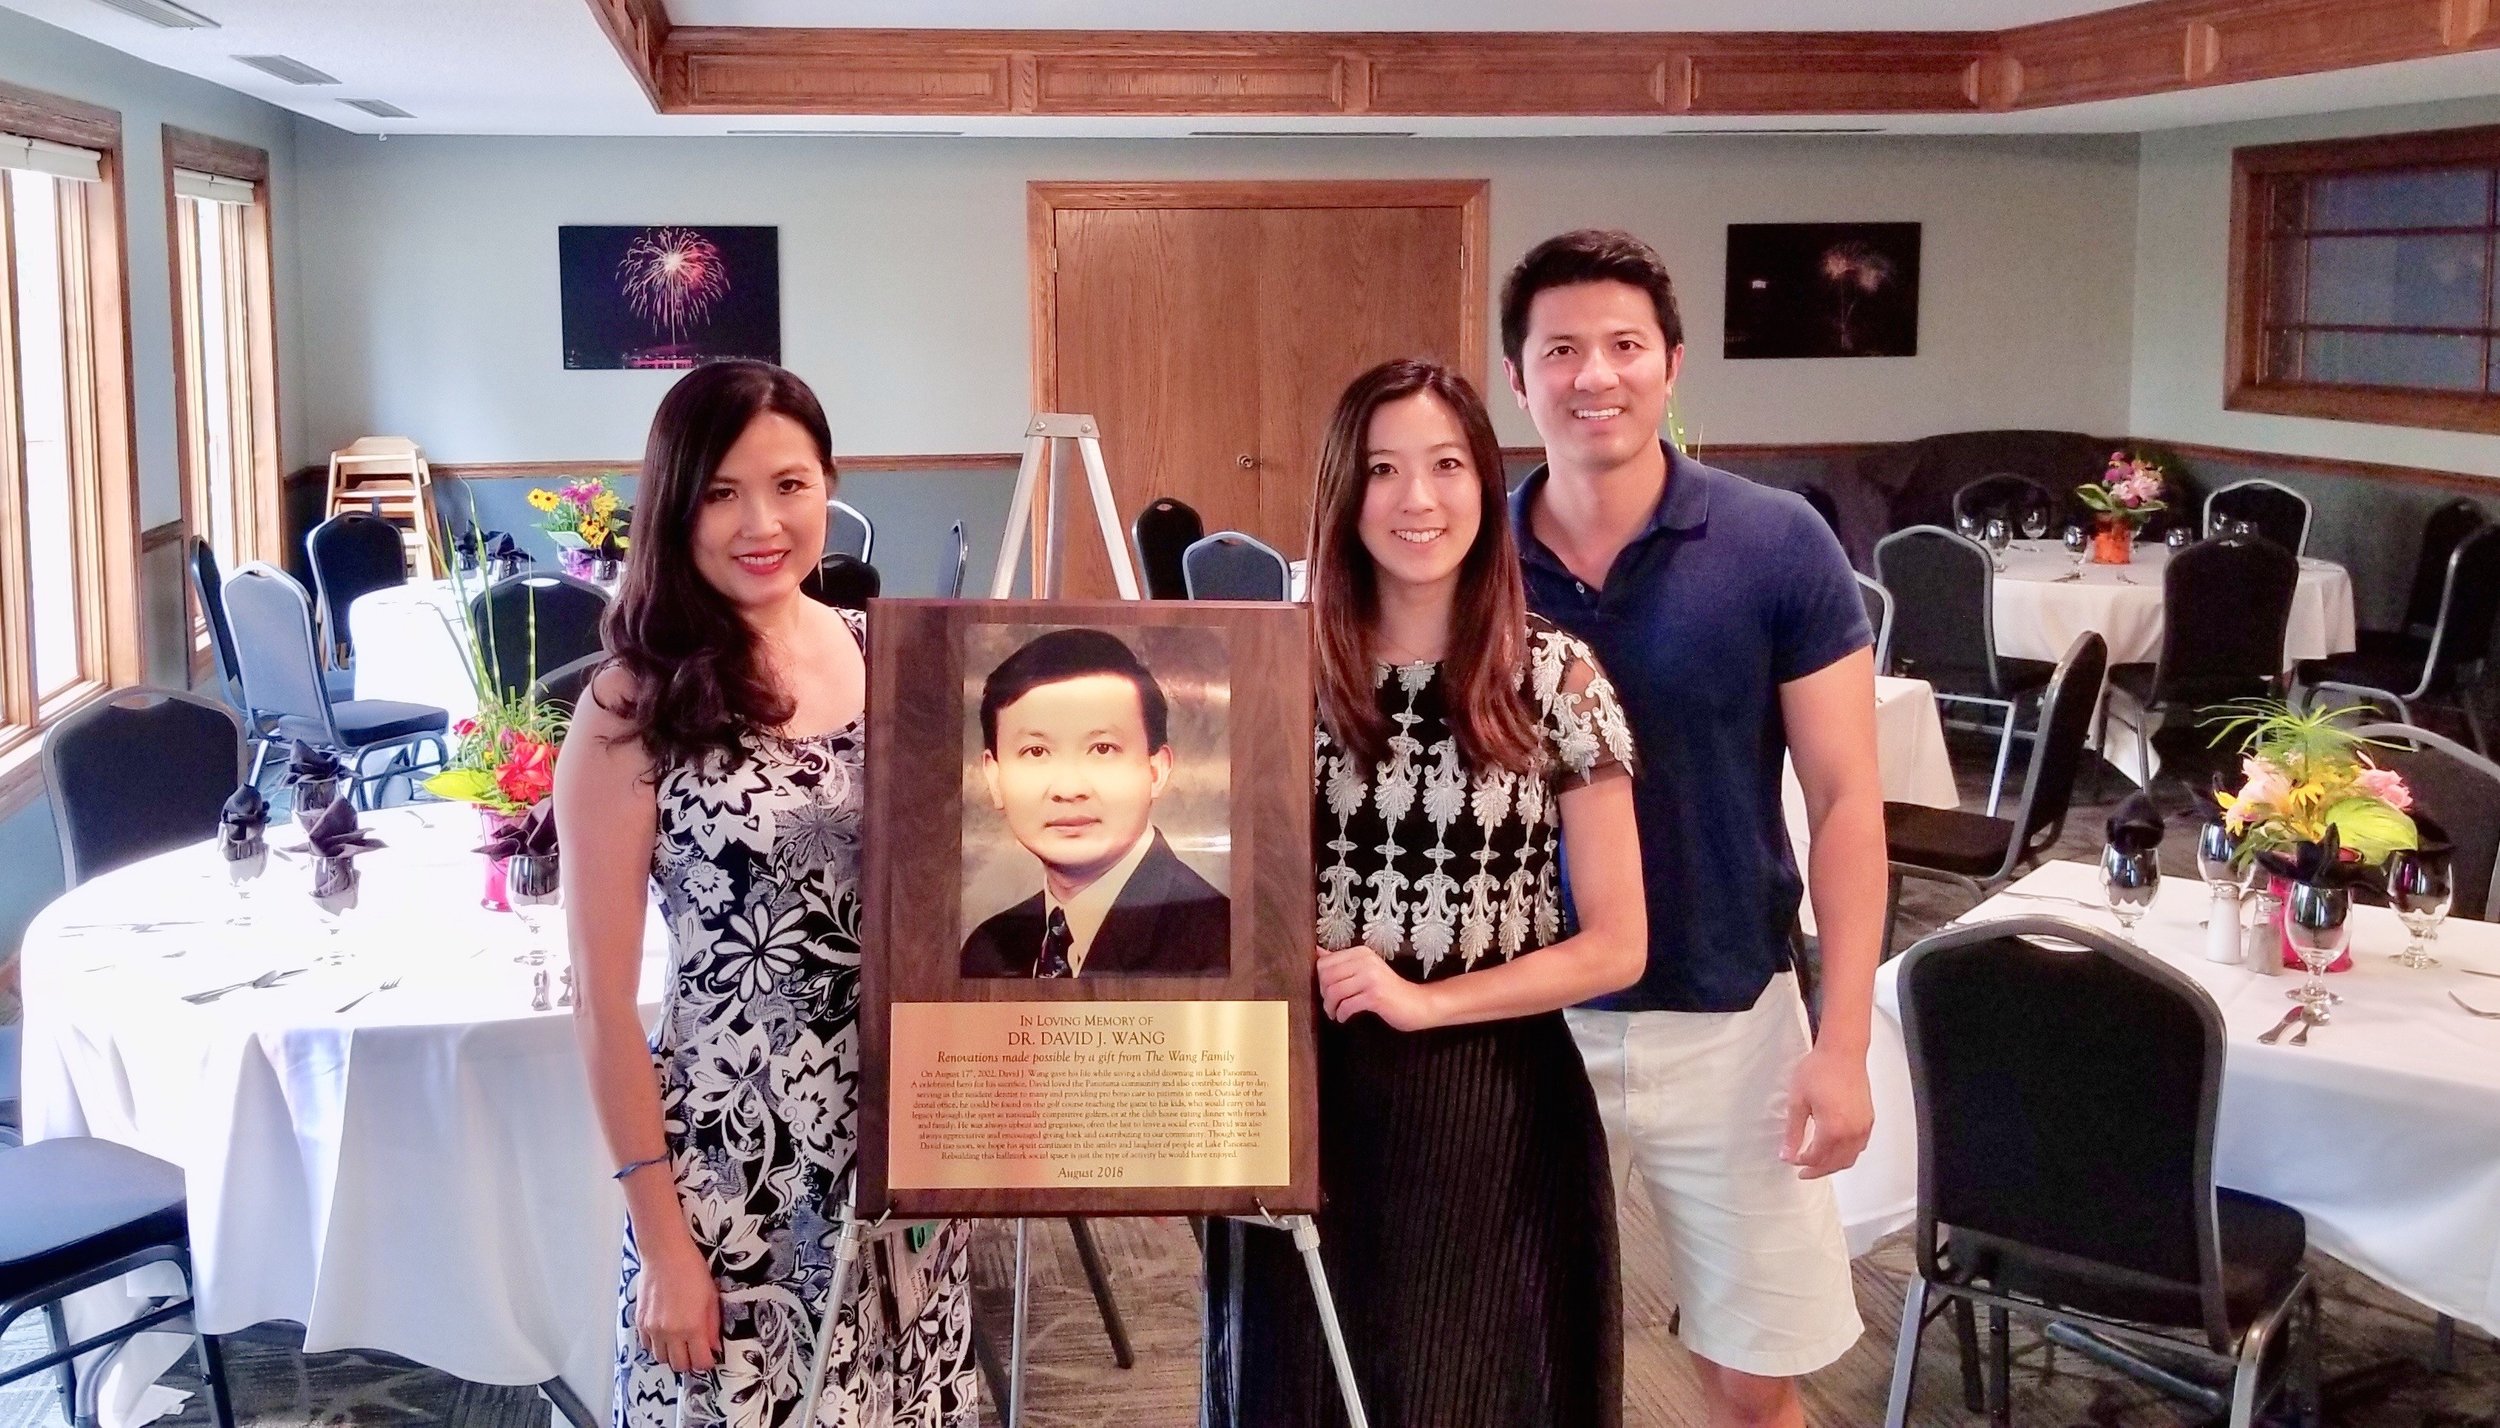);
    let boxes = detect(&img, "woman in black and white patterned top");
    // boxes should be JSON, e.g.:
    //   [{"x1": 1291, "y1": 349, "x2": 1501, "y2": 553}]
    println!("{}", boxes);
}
[{"x1": 1202, "y1": 359, "x2": 1646, "y2": 1428}]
